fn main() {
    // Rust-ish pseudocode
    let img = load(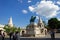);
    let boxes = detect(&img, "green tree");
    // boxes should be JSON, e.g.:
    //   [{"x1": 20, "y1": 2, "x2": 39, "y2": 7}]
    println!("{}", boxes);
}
[
  {"x1": 57, "y1": 21, "x2": 60, "y2": 29},
  {"x1": 17, "y1": 27, "x2": 21, "y2": 32},
  {"x1": 4, "y1": 25, "x2": 11, "y2": 34},
  {"x1": 4, "y1": 25, "x2": 20, "y2": 35},
  {"x1": 11, "y1": 27, "x2": 17, "y2": 33},
  {"x1": 48, "y1": 18, "x2": 58, "y2": 29}
]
